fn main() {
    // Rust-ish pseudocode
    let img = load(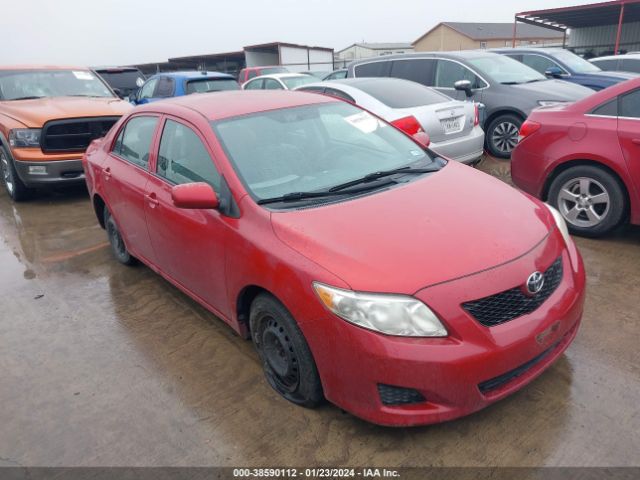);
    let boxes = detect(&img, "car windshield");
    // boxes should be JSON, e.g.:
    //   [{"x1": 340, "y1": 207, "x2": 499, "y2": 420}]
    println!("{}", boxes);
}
[
  {"x1": 213, "y1": 102, "x2": 437, "y2": 204},
  {"x1": 95, "y1": 69, "x2": 145, "y2": 91},
  {"x1": 0, "y1": 69, "x2": 114, "y2": 100},
  {"x1": 281, "y1": 75, "x2": 317, "y2": 89},
  {"x1": 186, "y1": 78, "x2": 240, "y2": 94},
  {"x1": 552, "y1": 50, "x2": 601, "y2": 73},
  {"x1": 468, "y1": 55, "x2": 546, "y2": 84},
  {"x1": 356, "y1": 80, "x2": 452, "y2": 108}
]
